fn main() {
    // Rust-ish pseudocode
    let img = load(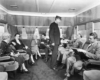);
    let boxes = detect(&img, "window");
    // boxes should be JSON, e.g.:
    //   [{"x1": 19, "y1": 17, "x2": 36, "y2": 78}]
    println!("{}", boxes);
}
[
  {"x1": 77, "y1": 25, "x2": 86, "y2": 36},
  {"x1": 0, "y1": 26, "x2": 4, "y2": 42},
  {"x1": 94, "y1": 22, "x2": 100, "y2": 38}
]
